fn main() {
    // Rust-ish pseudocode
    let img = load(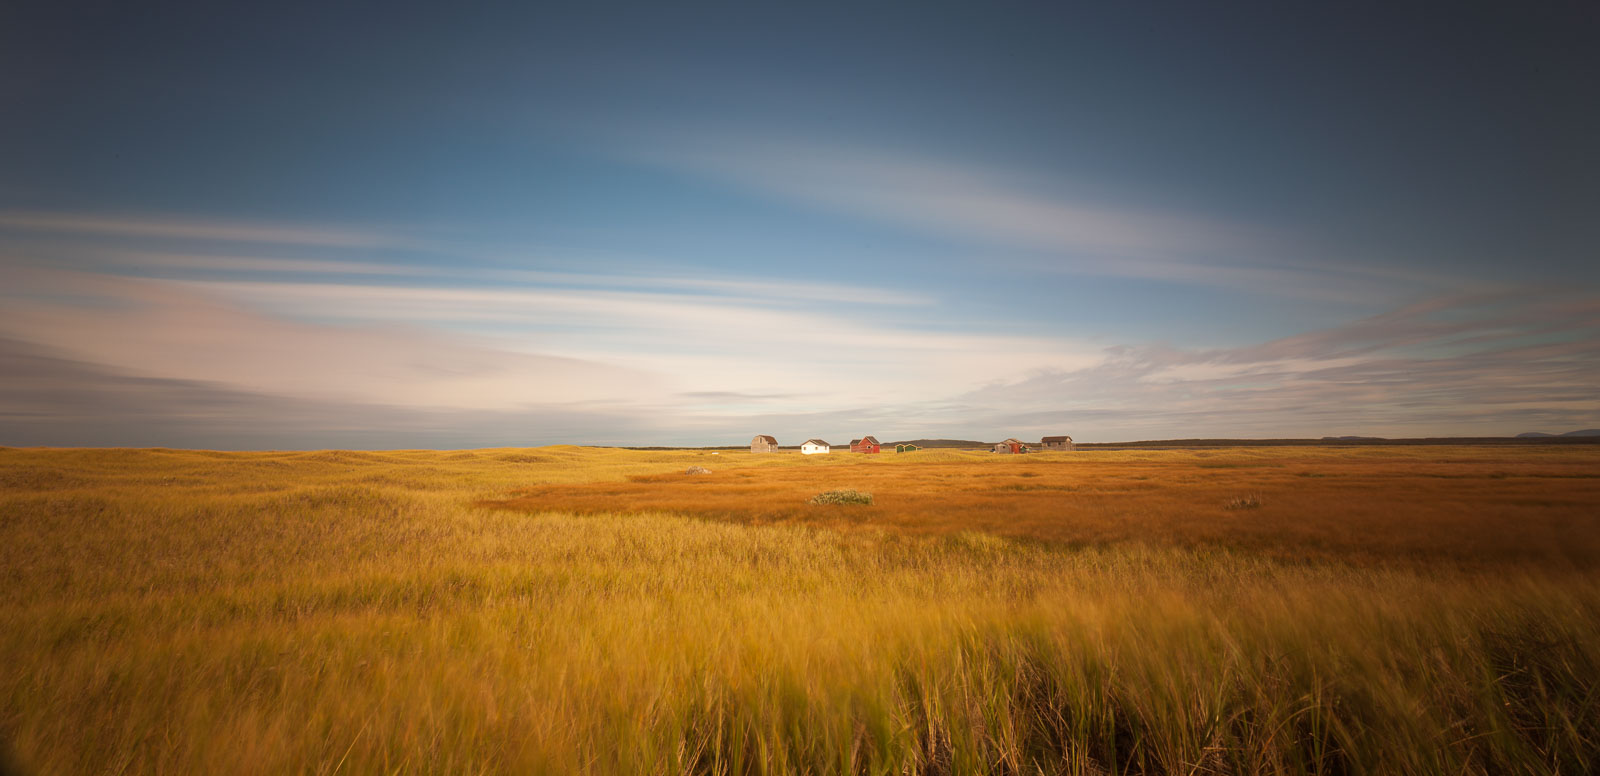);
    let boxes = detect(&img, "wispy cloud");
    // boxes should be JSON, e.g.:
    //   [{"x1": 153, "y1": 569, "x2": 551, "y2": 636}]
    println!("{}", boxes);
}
[
  {"x1": 0, "y1": 212, "x2": 1089, "y2": 422},
  {"x1": 0, "y1": 266, "x2": 667, "y2": 411},
  {"x1": 471, "y1": 269, "x2": 936, "y2": 306},
  {"x1": 623, "y1": 136, "x2": 1476, "y2": 303},
  {"x1": 952, "y1": 291, "x2": 1600, "y2": 439},
  {"x1": 28, "y1": 236, "x2": 937, "y2": 307},
  {"x1": 0, "y1": 256, "x2": 1101, "y2": 419},
  {"x1": 0, "y1": 337, "x2": 655, "y2": 449},
  {"x1": 649, "y1": 140, "x2": 1264, "y2": 257},
  {"x1": 0, "y1": 210, "x2": 408, "y2": 249},
  {"x1": 96, "y1": 251, "x2": 422, "y2": 276},
  {"x1": 160, "y1": 277, "x2": 1100, "y2": 401}
]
